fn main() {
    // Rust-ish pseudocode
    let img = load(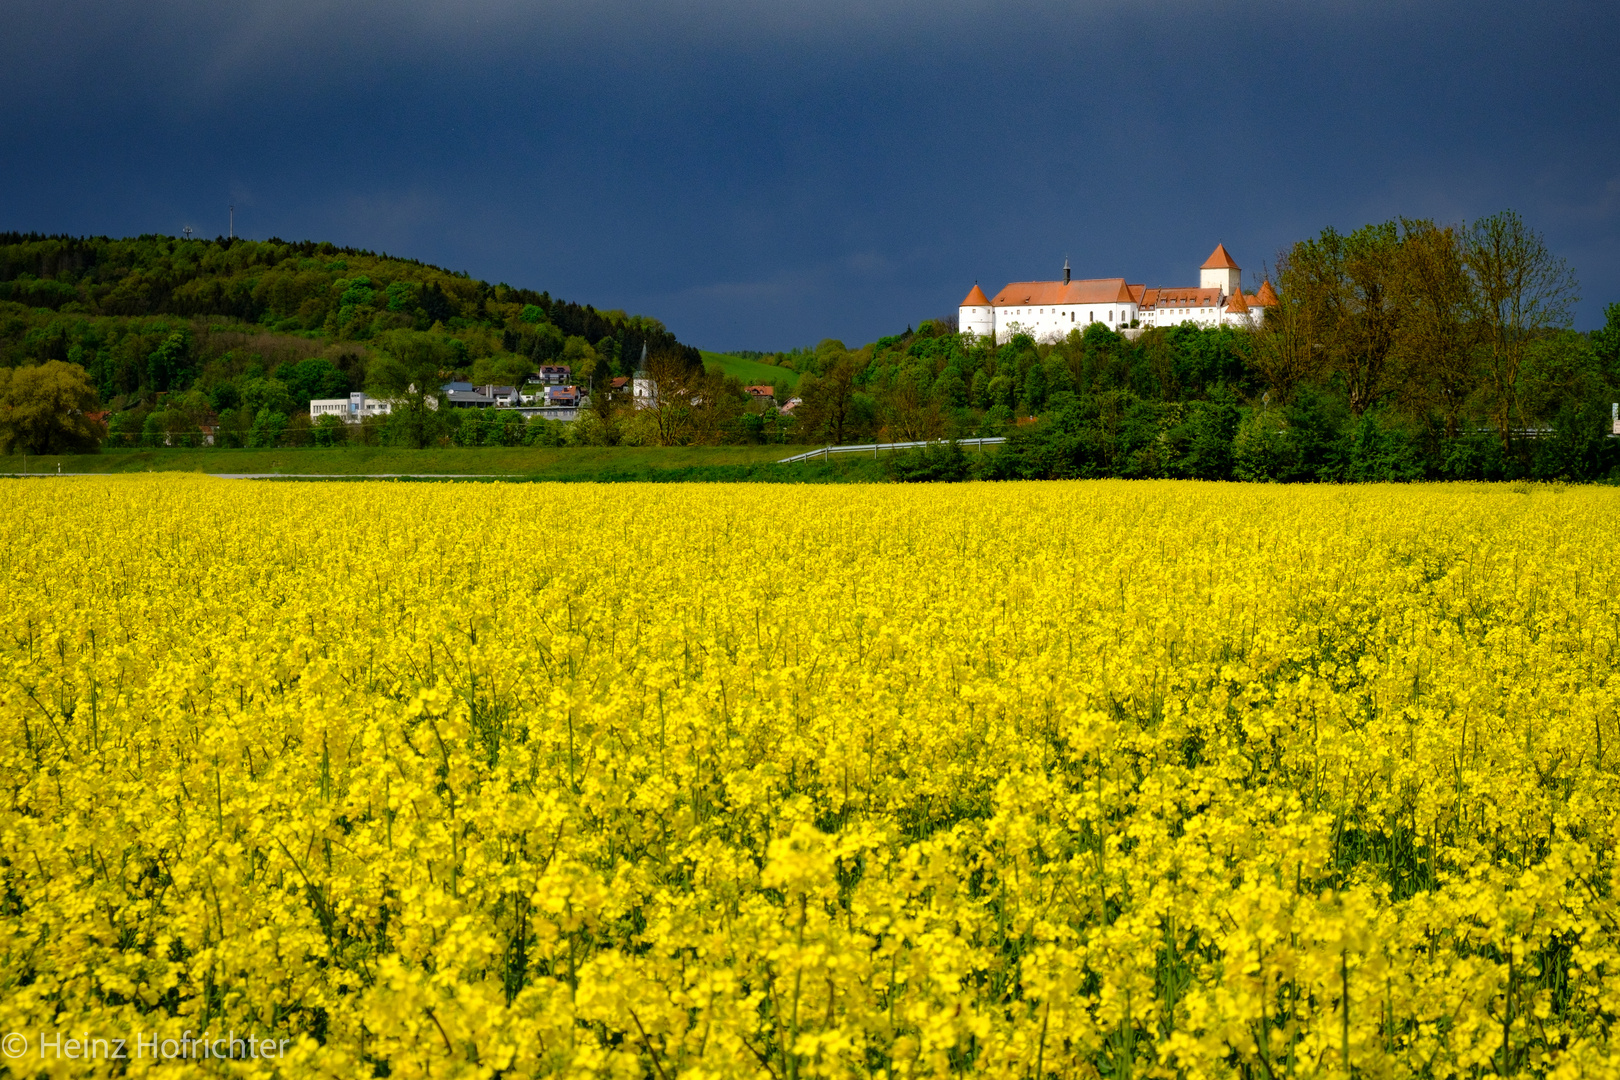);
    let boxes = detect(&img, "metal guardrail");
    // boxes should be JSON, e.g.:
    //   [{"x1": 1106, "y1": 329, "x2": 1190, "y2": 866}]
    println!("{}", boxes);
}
[{"x1": 777, "y1": 437, "x2": 1005, "y2": 465}]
